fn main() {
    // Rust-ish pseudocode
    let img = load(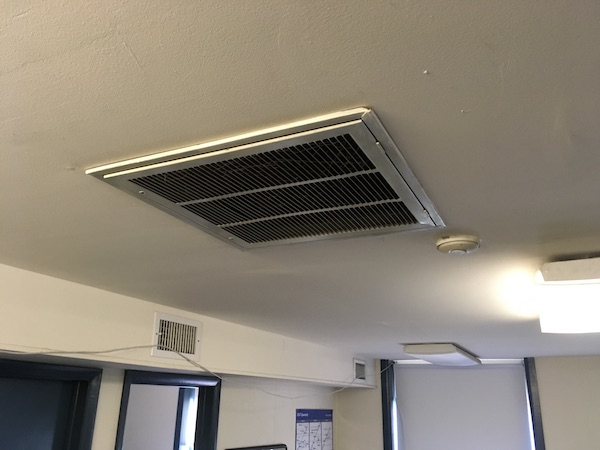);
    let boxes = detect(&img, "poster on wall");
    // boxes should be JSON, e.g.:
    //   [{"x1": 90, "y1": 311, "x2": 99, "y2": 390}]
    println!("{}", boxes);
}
[{"x1": 295, "y1": 409, "x2": 333, "y2": 450}]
